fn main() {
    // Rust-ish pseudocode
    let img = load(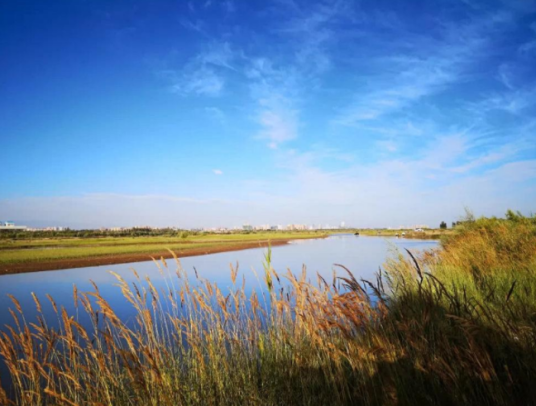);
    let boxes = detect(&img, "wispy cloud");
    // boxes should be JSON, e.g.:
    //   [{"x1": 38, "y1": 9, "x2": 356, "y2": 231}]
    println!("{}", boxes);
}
[
  {"x1": 255, "y1": 94, "x2": 299, "y2": 148},
  {"x1": 278, "y1": 0, "x2": 353, "y2": 75},
  {"x1": 254, "y1": 129, "x2": 536, "y2": 225},
  {"x1": 196, "y1": 41, "x2": 237, "y2": 70},
  {"x1": 180, "y1": 18, "x2": 209, "y2": 36},
  {"x1": 158, "y1": 41, "x2": 238, "y2": 97},
  {"x1": 244, "y1": 57, "x2": 301, "y2": 148},
  {"x1": 240, "y1": 1, "x2": 355, "y2": 148},
  {"x1": 334, "y1": 12, "x2": 512, "y2": 126},
  {"x1": 467, "y1": 84, "x2": 536, "y2": 116},
  {"x1": 213, "y1": 169, "x2": 223, "y2": 175},
  {"x1": 169, "y1": 67, "x2": 224, "y2": 96},
  {"x1": 497, "y1": 63, "x2": 516, "y2": 89},
  {"x1": 144, "y1": 2, "x2": 536, "y2": 224},
  {"x1": 450, "y1": 144, "x2": 519, "y2": 173}
]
